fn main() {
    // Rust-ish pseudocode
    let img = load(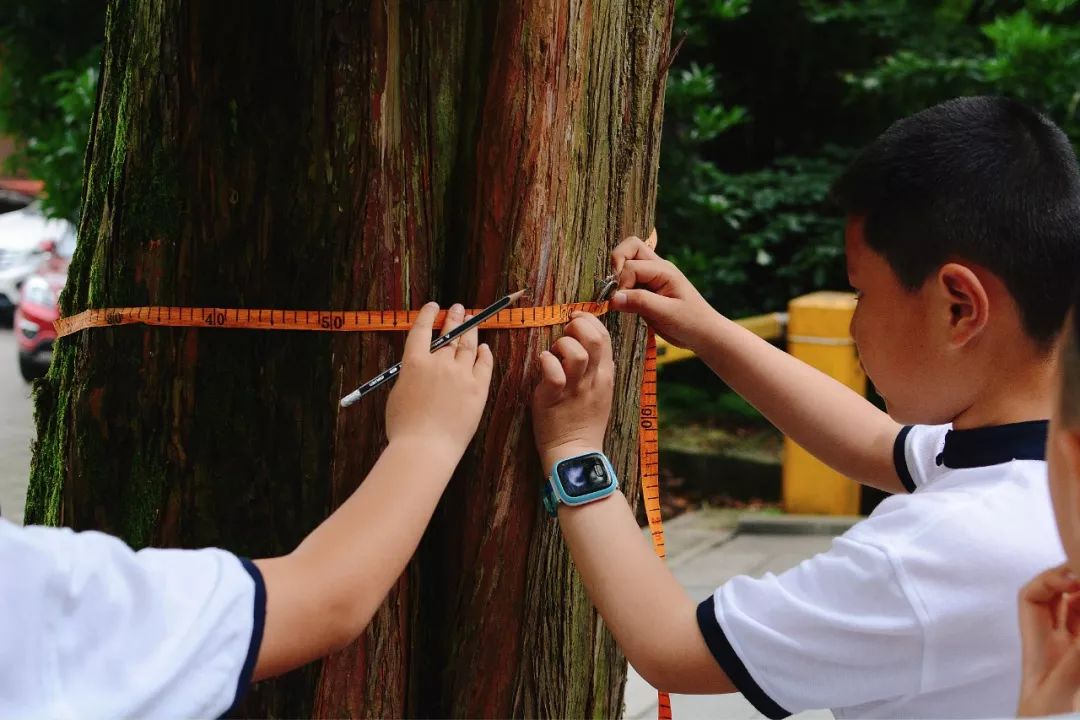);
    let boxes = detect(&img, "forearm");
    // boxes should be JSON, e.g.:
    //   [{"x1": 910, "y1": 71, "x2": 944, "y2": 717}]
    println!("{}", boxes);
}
[
  {"x1": 543, "y1": 450, "x2": 732, "y2": 694},
  {"x1": 294, "y1": 438, "x2": 455, "y2": 618},
  {"x1": 254, "y1": 439, "x2": 458, "y2": 678},
  {"x1": 693, "y1": 310, "x2": 903, "y2": 493}
]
